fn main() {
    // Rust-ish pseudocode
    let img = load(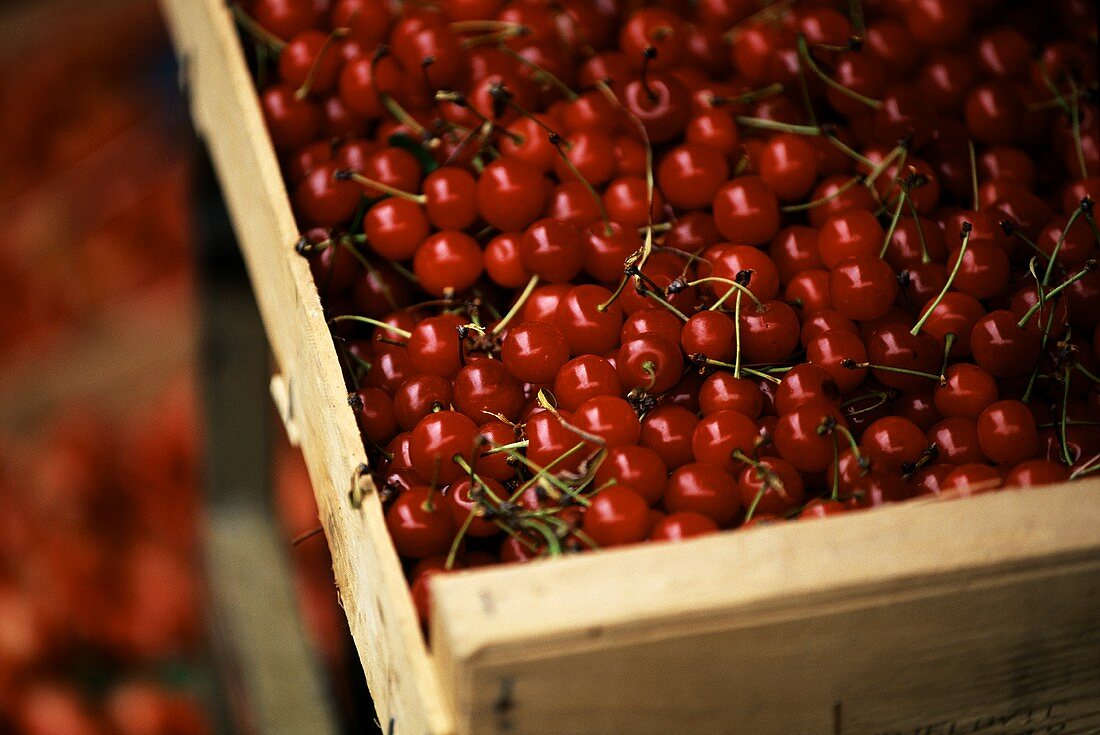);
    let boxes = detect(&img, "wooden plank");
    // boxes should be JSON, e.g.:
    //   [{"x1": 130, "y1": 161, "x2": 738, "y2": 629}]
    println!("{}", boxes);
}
[
  {"x1": 157, "y1": 2, "x2": 452, "y2": 733},
  {"x1": 431, "y1": 483, "x2": 1100, "y2": 734}
]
